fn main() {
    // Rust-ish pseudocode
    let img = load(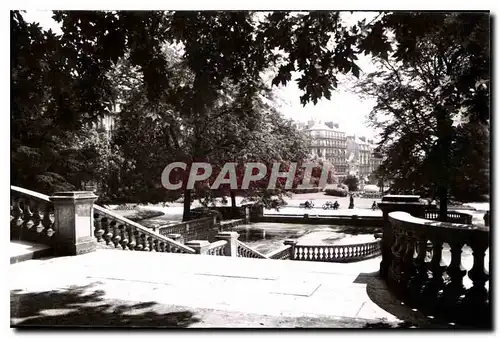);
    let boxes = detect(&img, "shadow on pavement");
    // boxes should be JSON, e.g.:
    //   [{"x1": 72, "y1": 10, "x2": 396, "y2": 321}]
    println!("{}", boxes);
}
[
  {"x1": 10, "y1": 282, "x2": 201, "y2": 328},
  {"x1": 354, "y1": 272, "x2": 469, "y2": 329}
]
